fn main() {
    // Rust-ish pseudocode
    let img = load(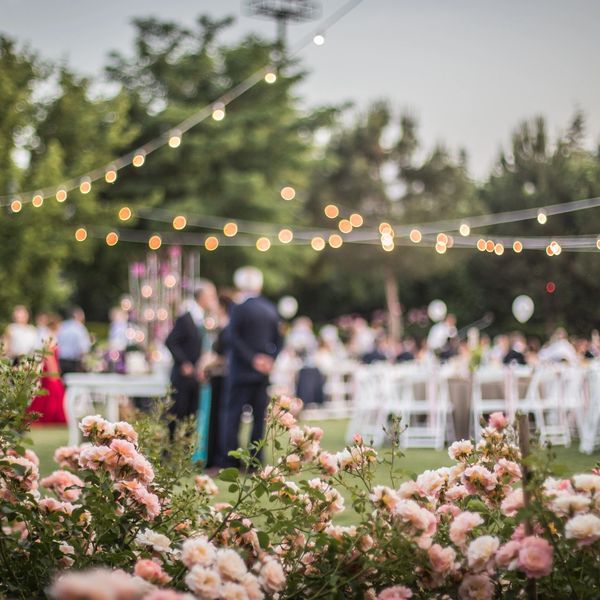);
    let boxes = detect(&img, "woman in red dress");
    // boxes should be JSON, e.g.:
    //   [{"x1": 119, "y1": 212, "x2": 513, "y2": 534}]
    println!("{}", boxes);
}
[{"x1": 28, "y1": 315, "x2": 66, "y2": 424}]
